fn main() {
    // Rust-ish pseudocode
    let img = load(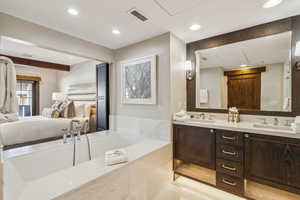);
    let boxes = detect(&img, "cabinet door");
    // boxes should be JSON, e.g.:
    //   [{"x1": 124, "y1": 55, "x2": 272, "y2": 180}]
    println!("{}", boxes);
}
[
  {"x1": 286, "y1": 144, "x2": 300, "y2": 188},
  {"x1": 174, "y1": 125, "x2": 215, "y2": 169},
  {"x1": 245, "y1": 134, "x2": 300, "y2": 192}
]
